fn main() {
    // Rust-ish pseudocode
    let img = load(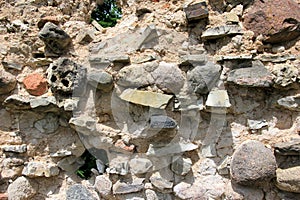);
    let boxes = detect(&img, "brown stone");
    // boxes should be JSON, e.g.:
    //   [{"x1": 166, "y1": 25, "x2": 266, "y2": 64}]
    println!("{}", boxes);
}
[
  {"x1": 37, "y1": 16, "x2": 59, "y2": 29},
  {"x1": 243, "y1": 0, "x2": 300, "y2": 43},
  {"x1": 23, "y1": 73, "x2": 48, "y2": 96},
  {"x1": 184, "y1": 2, "x2": 208, "y2": 22},
  {"x1": 0, "y1": 69, "x2": 16, "y2": 95},
  {"x1": 0, "y1": 193, "x2": 8, "y2": 200}
]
